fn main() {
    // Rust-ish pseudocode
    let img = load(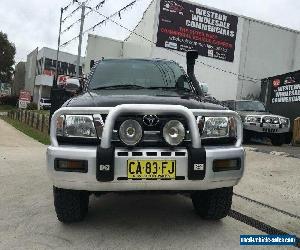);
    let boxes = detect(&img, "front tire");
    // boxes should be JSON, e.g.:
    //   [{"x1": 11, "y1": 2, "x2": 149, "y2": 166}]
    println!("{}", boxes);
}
[
  {"x1": 243, "y1": 130, "x2": 251, "y2": 144},
  {"x1": 271, "y1": 135, "x2": 284, "y2": 146},
  {"x1": 53, "y1": 187, "x2": 89, "y2": 223},
  {"x1": 191, "y1": 187, "x2": 233, "y2": 220}
]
